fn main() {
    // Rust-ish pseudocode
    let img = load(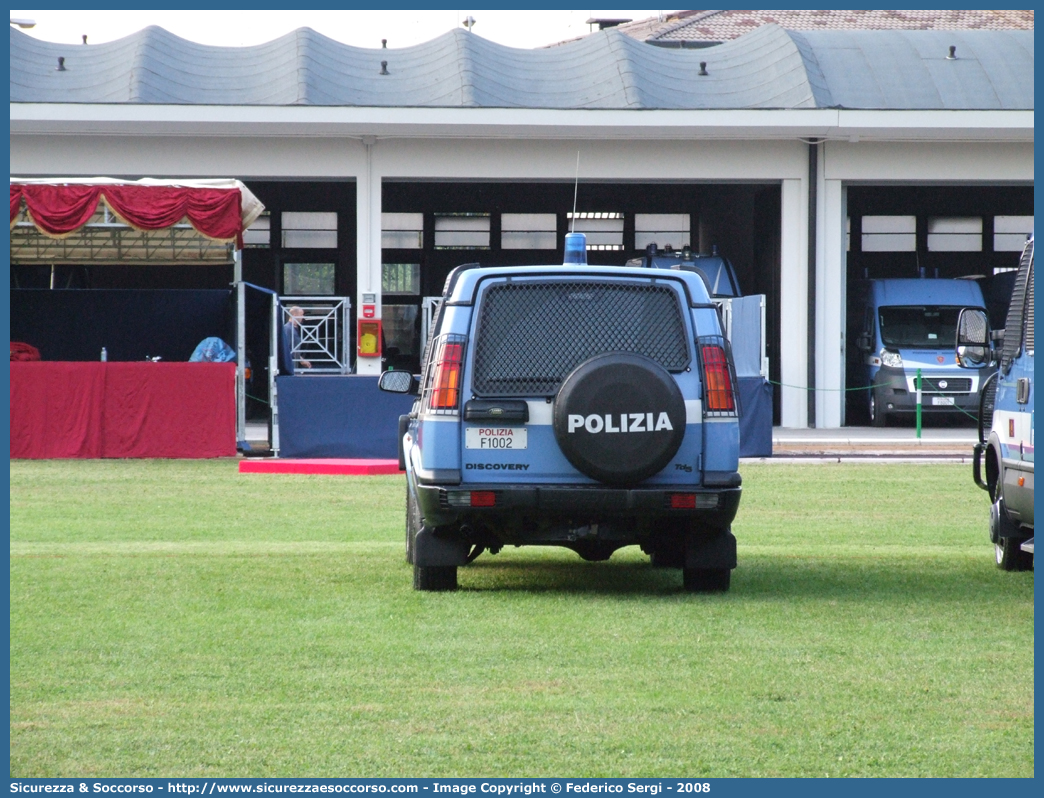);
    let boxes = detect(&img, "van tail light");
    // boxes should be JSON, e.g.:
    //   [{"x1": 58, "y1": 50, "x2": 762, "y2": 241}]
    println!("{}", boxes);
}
[
  {"x1": 427, "y1": 335, "x2": 466, "y2": 413},
  {"x1": 698, "y1": 337, "x2": 739, "y2": 417}
]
